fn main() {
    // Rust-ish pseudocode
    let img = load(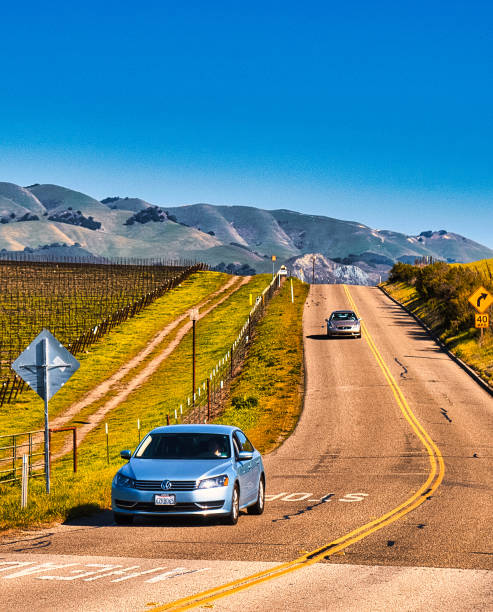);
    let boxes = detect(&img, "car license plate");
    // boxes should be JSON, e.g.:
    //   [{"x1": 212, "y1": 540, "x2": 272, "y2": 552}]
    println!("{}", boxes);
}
[{"x1": 154, "y1": 494, "x2": 176, "y2": 505}]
